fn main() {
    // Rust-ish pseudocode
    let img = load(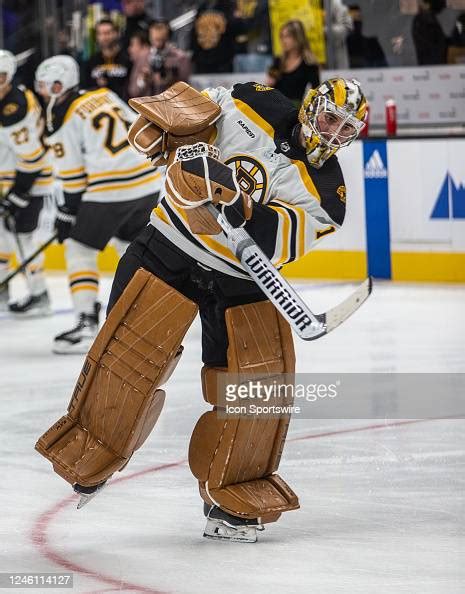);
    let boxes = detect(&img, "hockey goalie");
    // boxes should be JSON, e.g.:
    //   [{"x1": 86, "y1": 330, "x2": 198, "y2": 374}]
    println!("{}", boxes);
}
[{"x1": 36, "y1": 78, "x2": 367, "y2": 542}]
